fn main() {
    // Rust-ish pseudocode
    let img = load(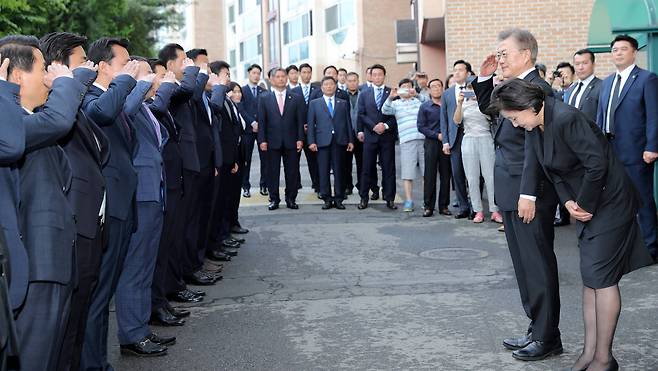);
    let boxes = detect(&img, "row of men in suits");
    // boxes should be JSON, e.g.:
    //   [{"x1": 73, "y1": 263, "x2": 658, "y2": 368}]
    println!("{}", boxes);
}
[{"x1": 0, "y1": 33, "x2": 253, "y2": 370}]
